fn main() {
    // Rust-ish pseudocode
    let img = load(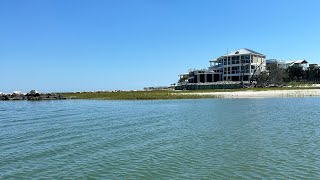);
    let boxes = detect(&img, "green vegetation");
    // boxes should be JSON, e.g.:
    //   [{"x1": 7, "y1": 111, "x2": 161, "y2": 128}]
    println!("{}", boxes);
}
[
  {"x1": 253, "y1": 62, "x2": 320, "y2": 87},
  {"x1": 61, "y1": 86, "x2": 320, "y2": 100},
  {"x1": 287, "y1": 81, "x2": 312, "y2": 87},
  {"x1": 61, "y1": 91, "x2": 217, "y2": 100}
]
